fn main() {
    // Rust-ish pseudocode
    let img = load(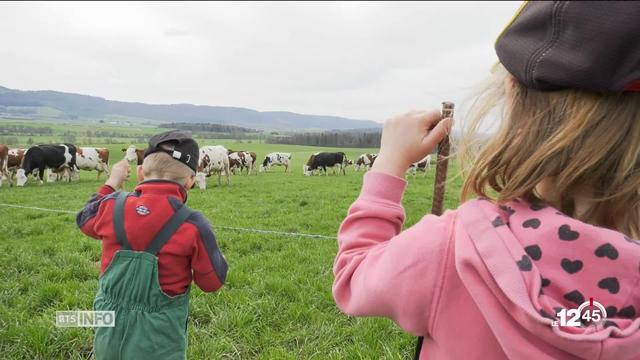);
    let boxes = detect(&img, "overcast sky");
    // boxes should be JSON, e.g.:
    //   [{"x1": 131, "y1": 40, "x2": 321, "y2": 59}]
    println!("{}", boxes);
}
[{"x1": 0, "y1": 1, "x2": 521, "y2": 122}]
